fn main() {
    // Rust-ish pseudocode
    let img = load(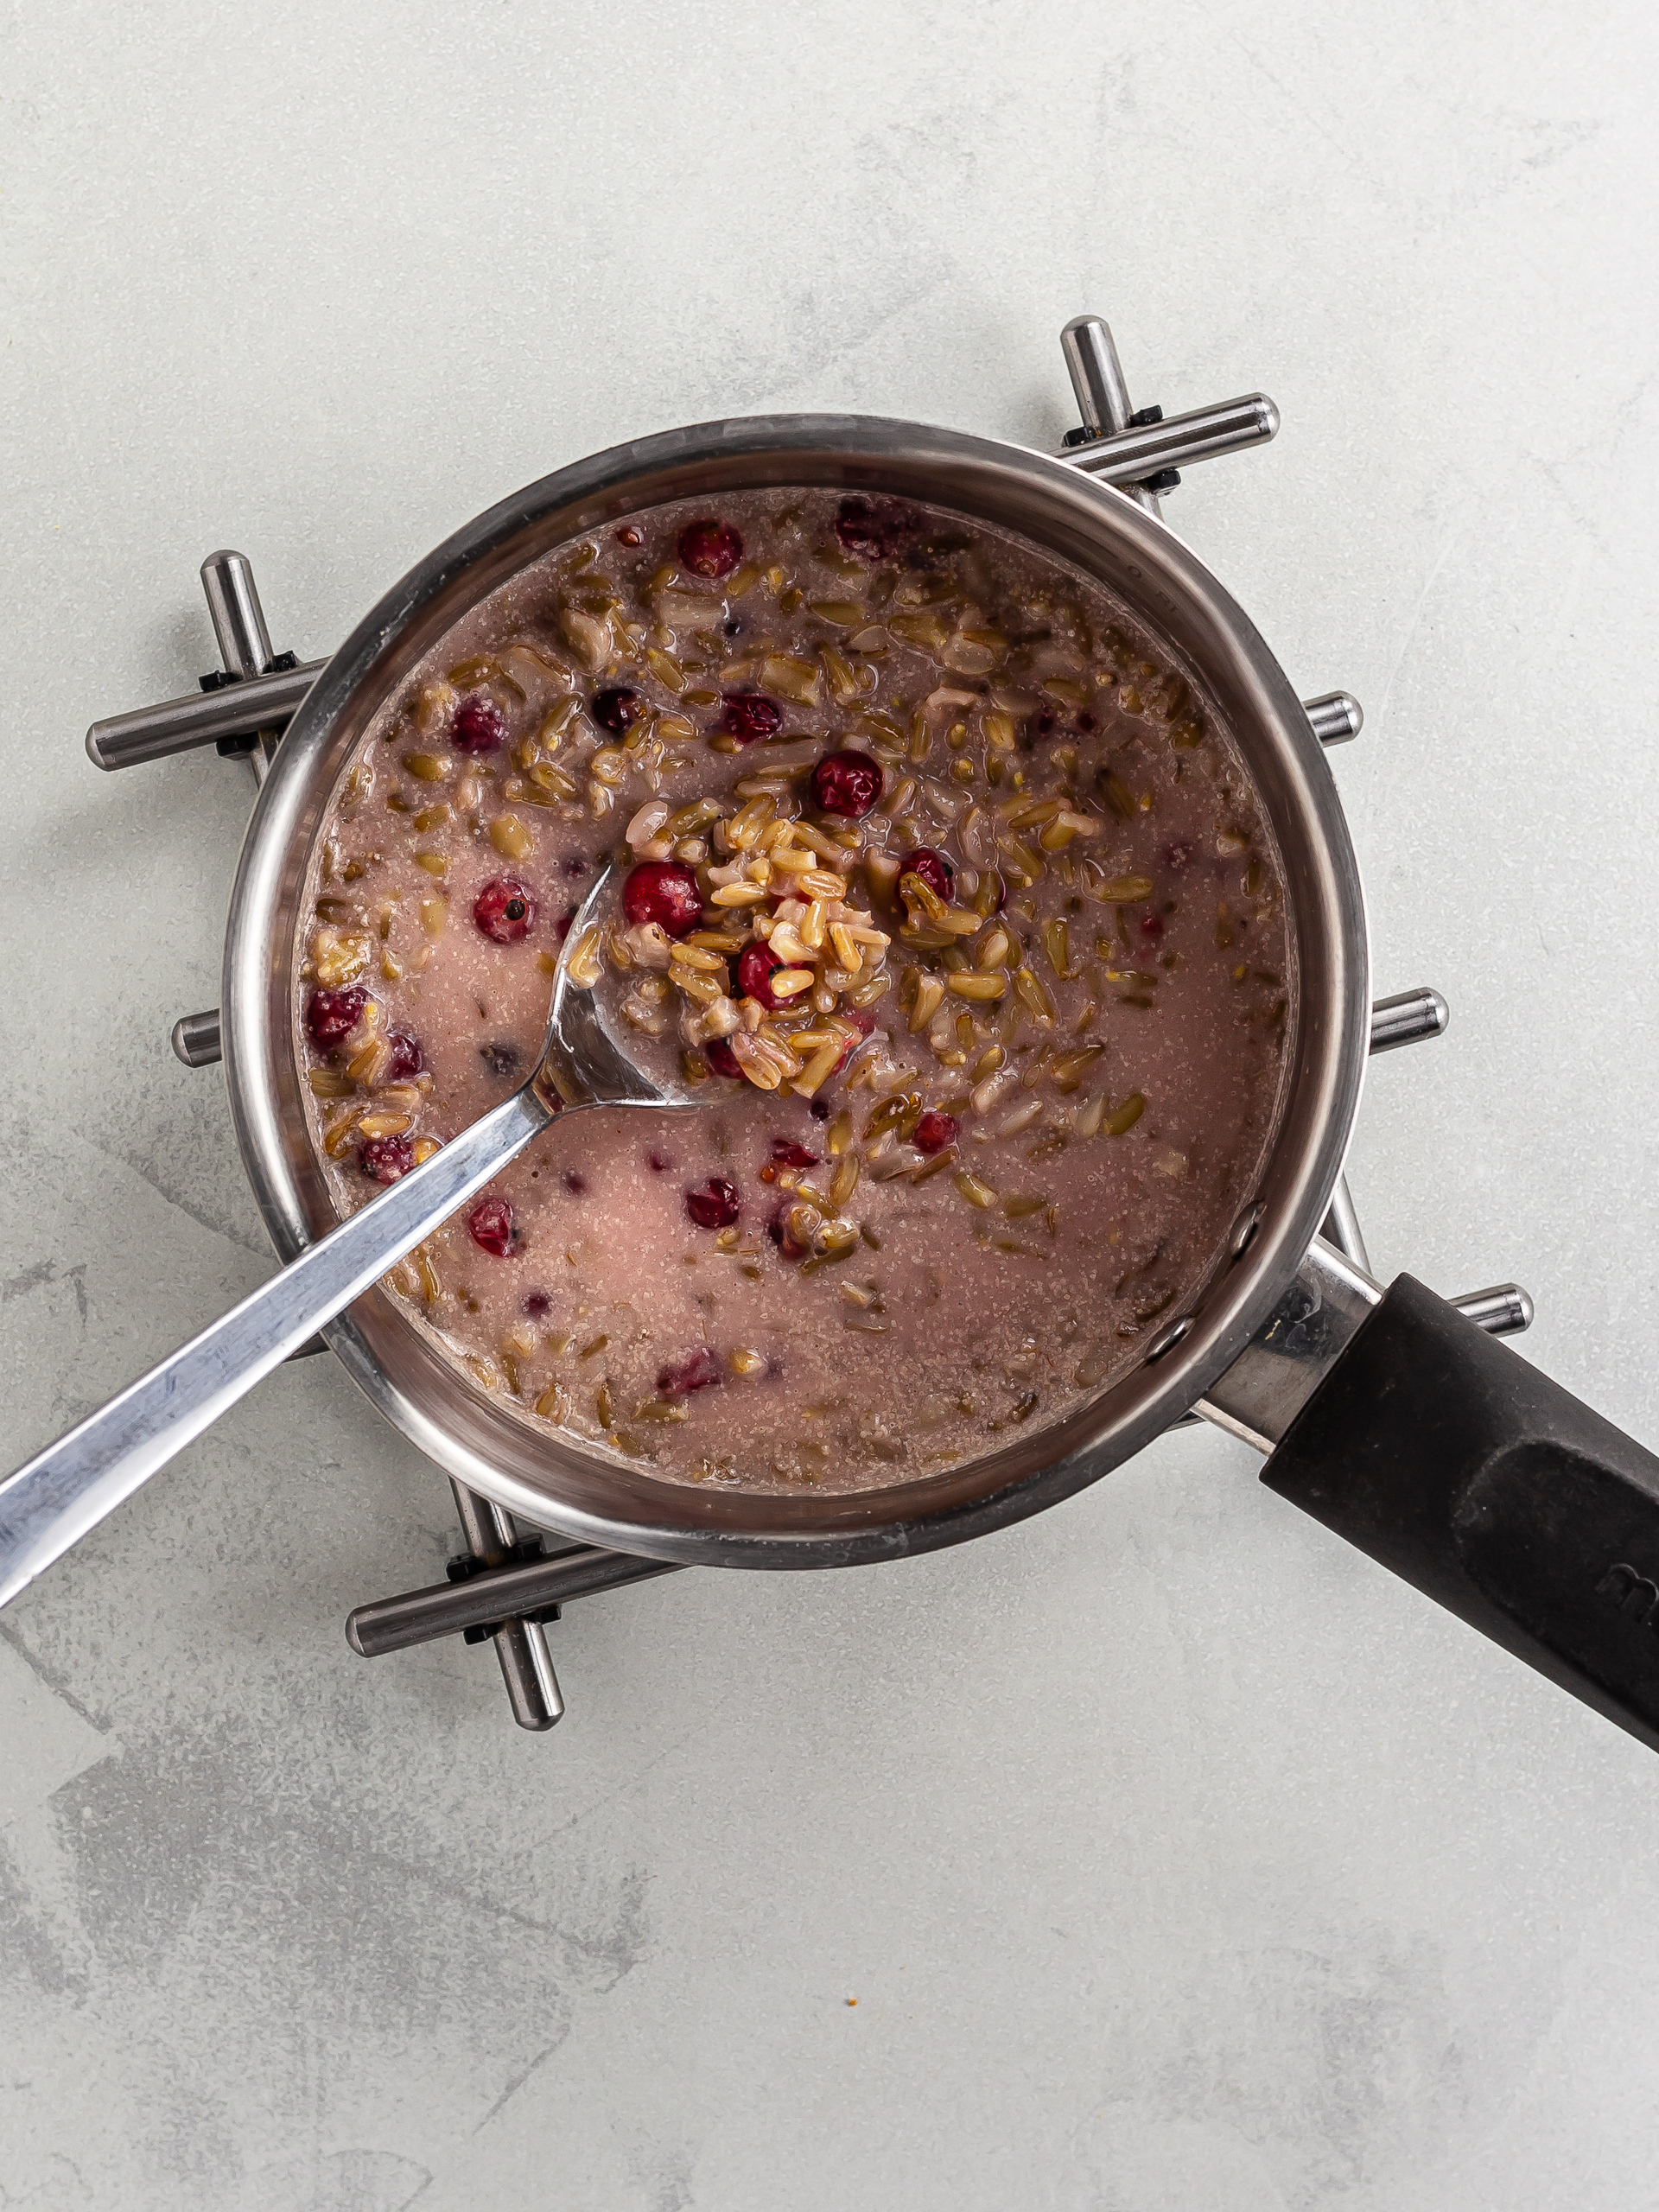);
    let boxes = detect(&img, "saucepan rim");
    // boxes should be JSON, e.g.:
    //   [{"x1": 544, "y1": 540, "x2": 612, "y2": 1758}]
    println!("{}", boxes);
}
[{"x1": 221, "y1": 412, "x2": 1370, "y2": 1568}]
